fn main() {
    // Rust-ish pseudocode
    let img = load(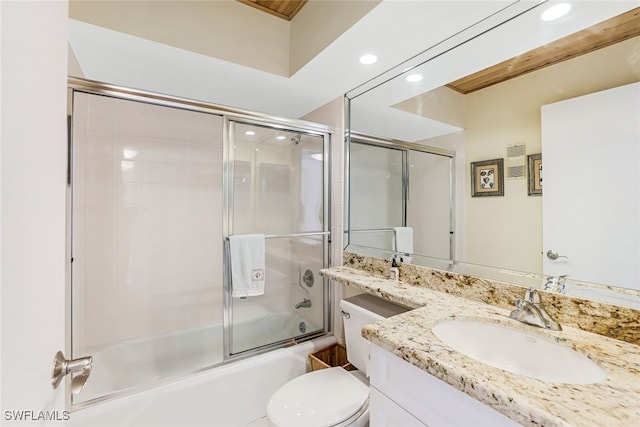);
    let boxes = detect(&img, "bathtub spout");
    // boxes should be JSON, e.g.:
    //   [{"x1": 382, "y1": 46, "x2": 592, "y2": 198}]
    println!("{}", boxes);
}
[{"x1": 295, "y1": 299, "x2": 312, "y2": 309}]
